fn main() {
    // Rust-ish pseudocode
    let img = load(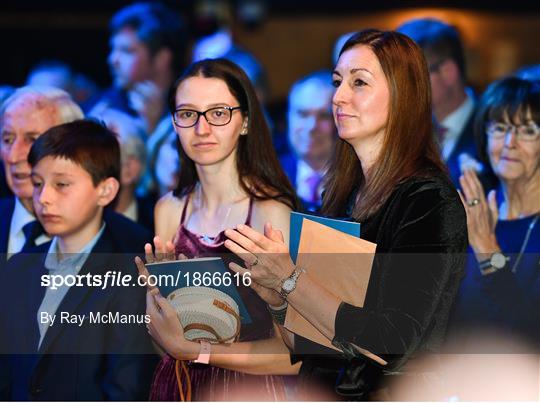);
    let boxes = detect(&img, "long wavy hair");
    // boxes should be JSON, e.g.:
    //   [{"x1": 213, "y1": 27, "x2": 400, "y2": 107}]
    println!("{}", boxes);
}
[
  {"x1": 322, "y1": 29, "x2": 447, "y2": 220},
  {"x1": 169, "y1": 58, "x2": 299, "y2": 210}
]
